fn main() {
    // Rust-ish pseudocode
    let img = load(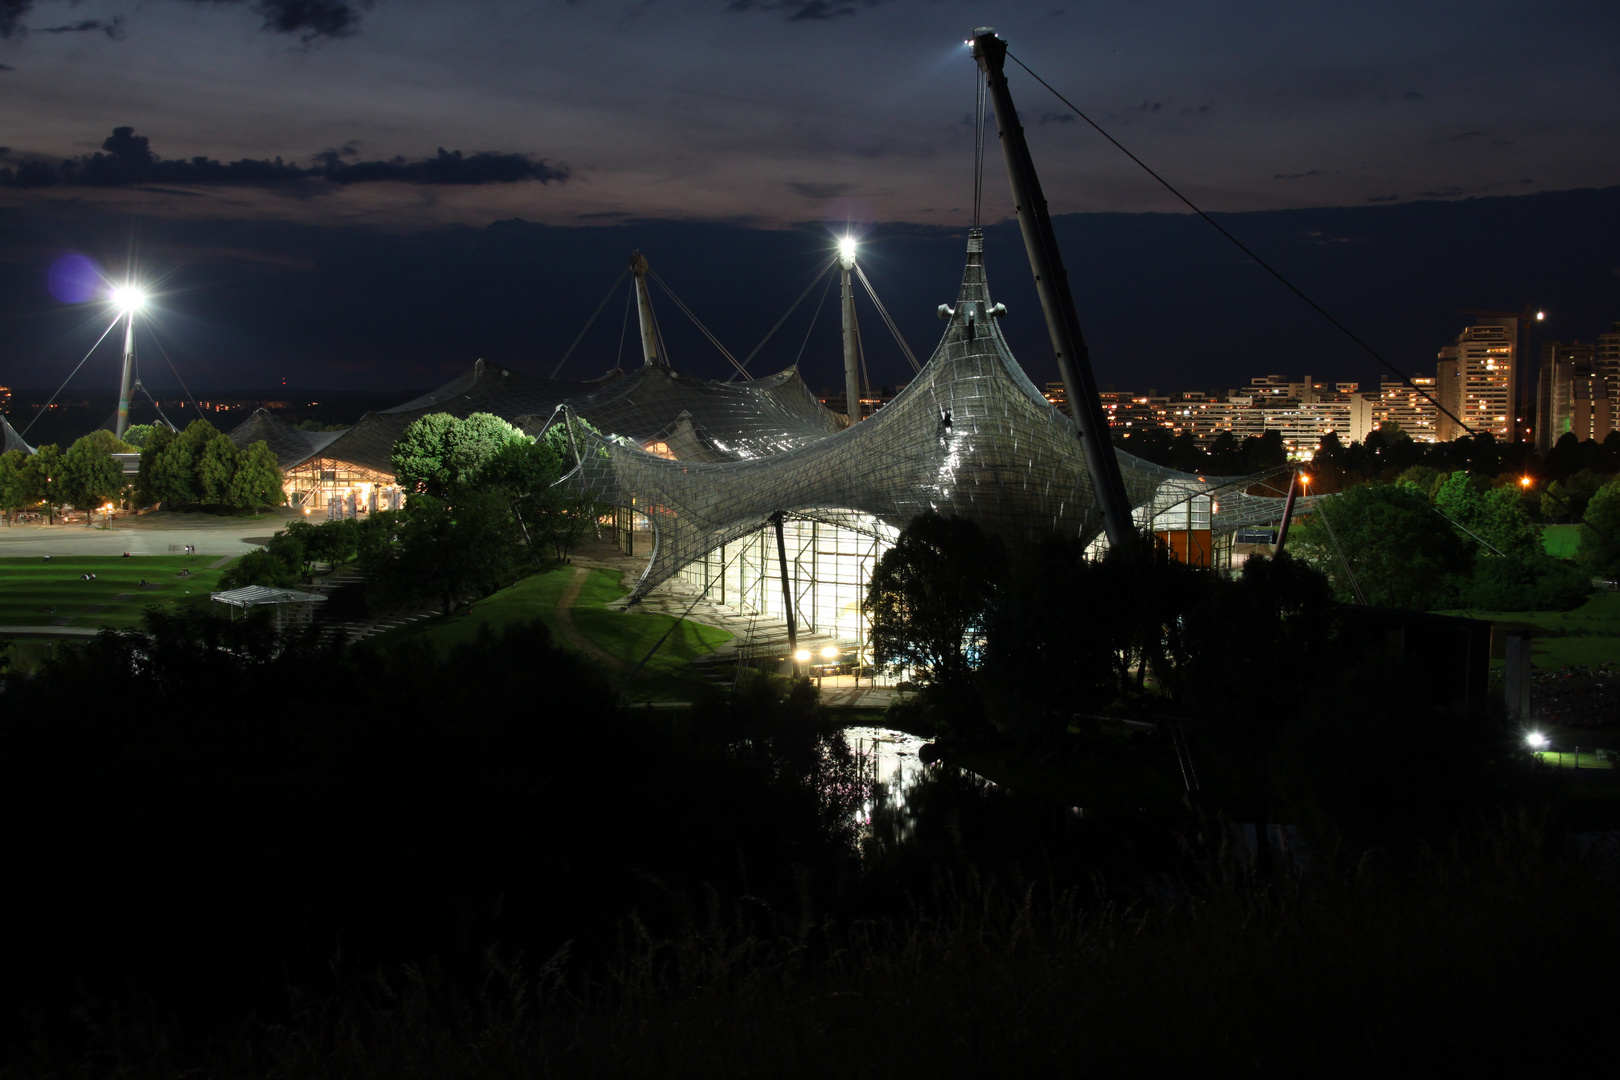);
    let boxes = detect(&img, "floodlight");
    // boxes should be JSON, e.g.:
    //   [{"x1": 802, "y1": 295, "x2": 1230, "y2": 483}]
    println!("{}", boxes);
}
[
  {"x1": 838, "y1": 236, "x2": 857, "y2": 262},
  {"x1": 1526, "y1": 731, "x2": 1549, "y2": 750},
  {"x1": 794, "y1": 648, "x2": 811, "y2": 662},
  {"x1": 111, "y1": 285, "x2": 147, "y2": 313},
  {"x1": 1520, "y1": 476, "x2": 1534, "y2": 488},
  {"x1": 821, "y1": 645, "x2": 839, "y2": 659},
  {"x1": 1536, "y1": 311, "x2": 1545, "y2": 321}
]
